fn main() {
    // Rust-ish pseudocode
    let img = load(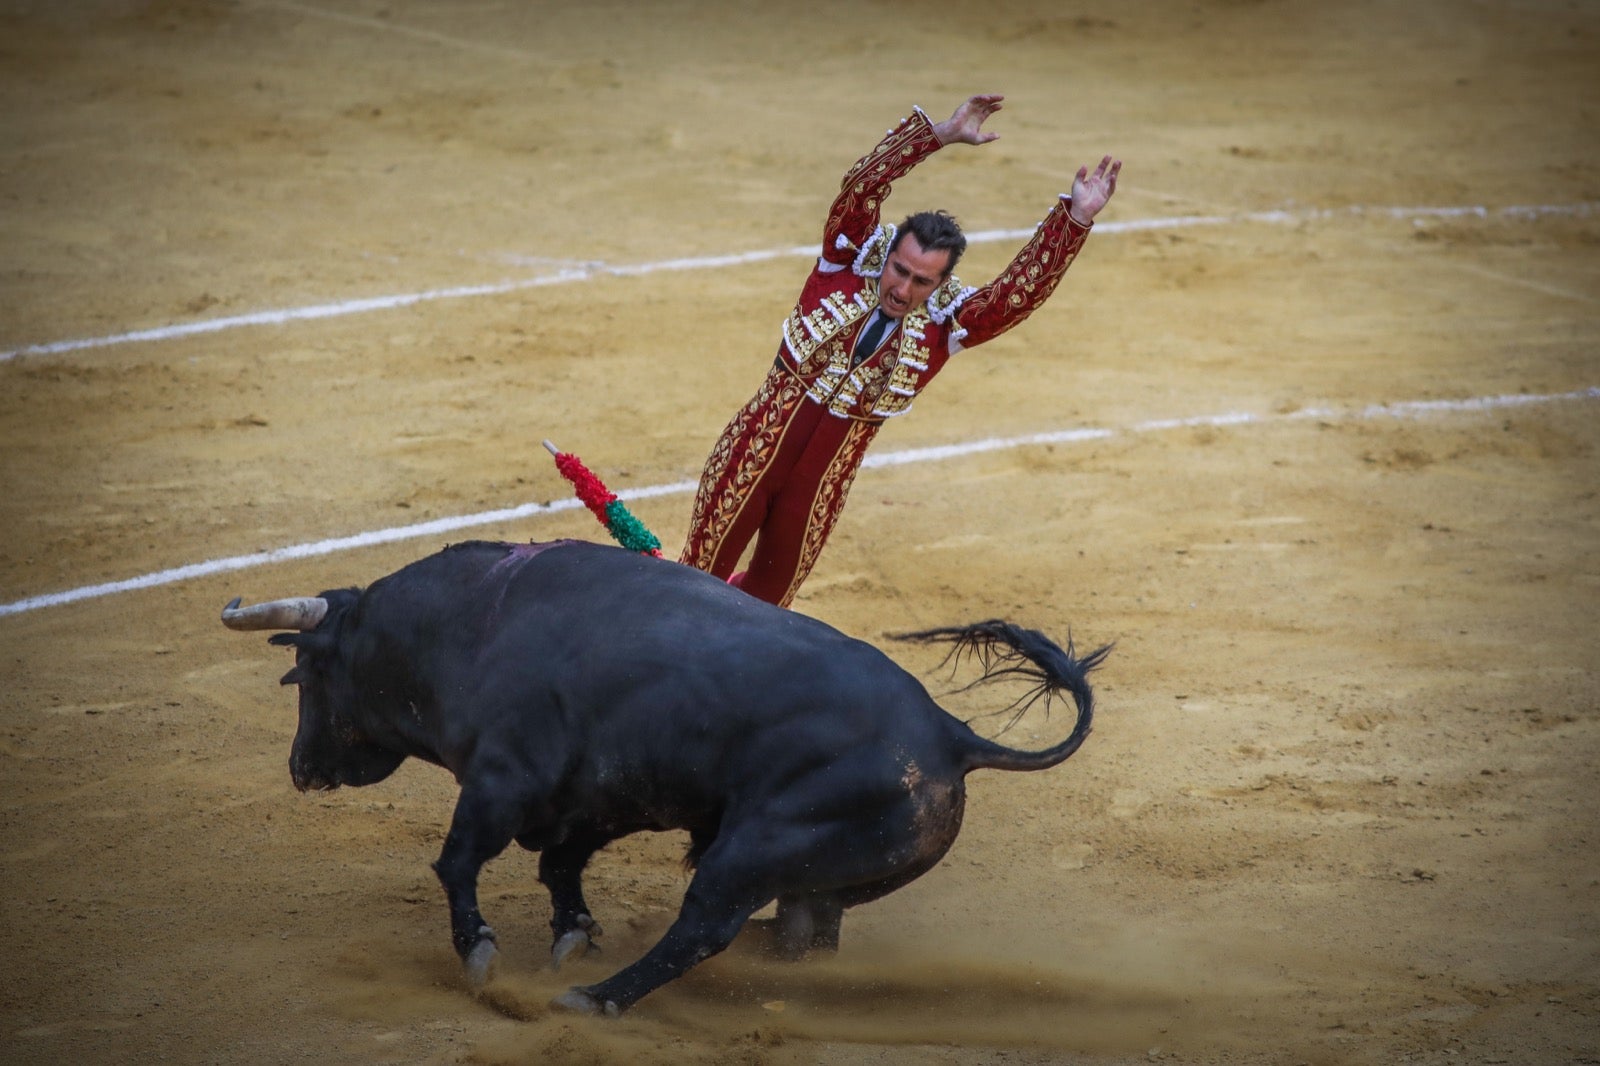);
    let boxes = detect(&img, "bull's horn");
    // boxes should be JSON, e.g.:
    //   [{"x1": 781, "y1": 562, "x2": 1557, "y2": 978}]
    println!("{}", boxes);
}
[{"x1": 220, "y1": 596, "x2": 328, "y2": 631}]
